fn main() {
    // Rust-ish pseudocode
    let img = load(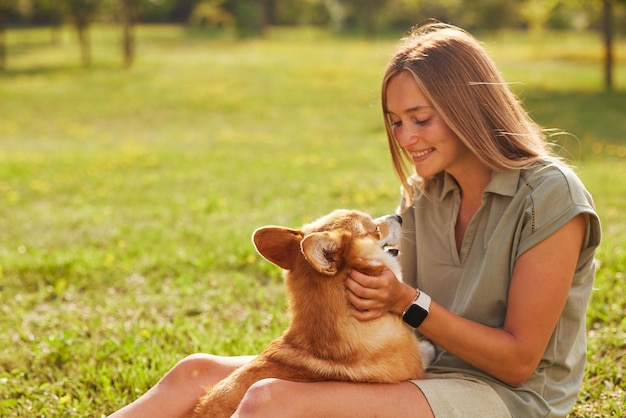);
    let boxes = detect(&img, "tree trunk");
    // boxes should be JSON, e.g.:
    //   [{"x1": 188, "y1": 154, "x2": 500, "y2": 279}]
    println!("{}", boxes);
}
[
  {"x1": 77, "y1": 23, "x2": 91, "y2": 66},
  {"x1": 262, "y1": 0, "x2": 275, "y2": 26},
  {"x1": 0, "y1": 24, "x2": 6, "y2": 70},
  {"x1": 122, "y1": 20, "x2": 134, "y2": 68},
  {"x1": 602, "y1": 0, "x2": 614, "y2": 91},
  {"x1": 120, "y1": 0, "x2": 136, "y2": 68},
  {"x1": 50, "y1": 23, "x2": 61, "y2": 46}
]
